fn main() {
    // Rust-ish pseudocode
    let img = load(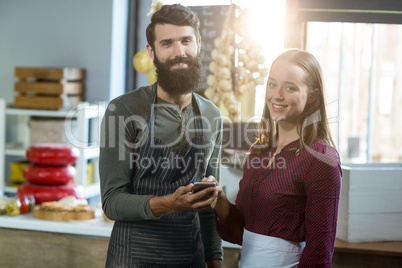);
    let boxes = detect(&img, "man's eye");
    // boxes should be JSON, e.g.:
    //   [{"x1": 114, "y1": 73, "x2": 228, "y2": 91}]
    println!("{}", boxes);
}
[
  {"x1": 268, "y1": 83, "x2": 276, "y2": 88},
  {"x1": 286, "y1": 87, "x2": 296, "y2": 91}
]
